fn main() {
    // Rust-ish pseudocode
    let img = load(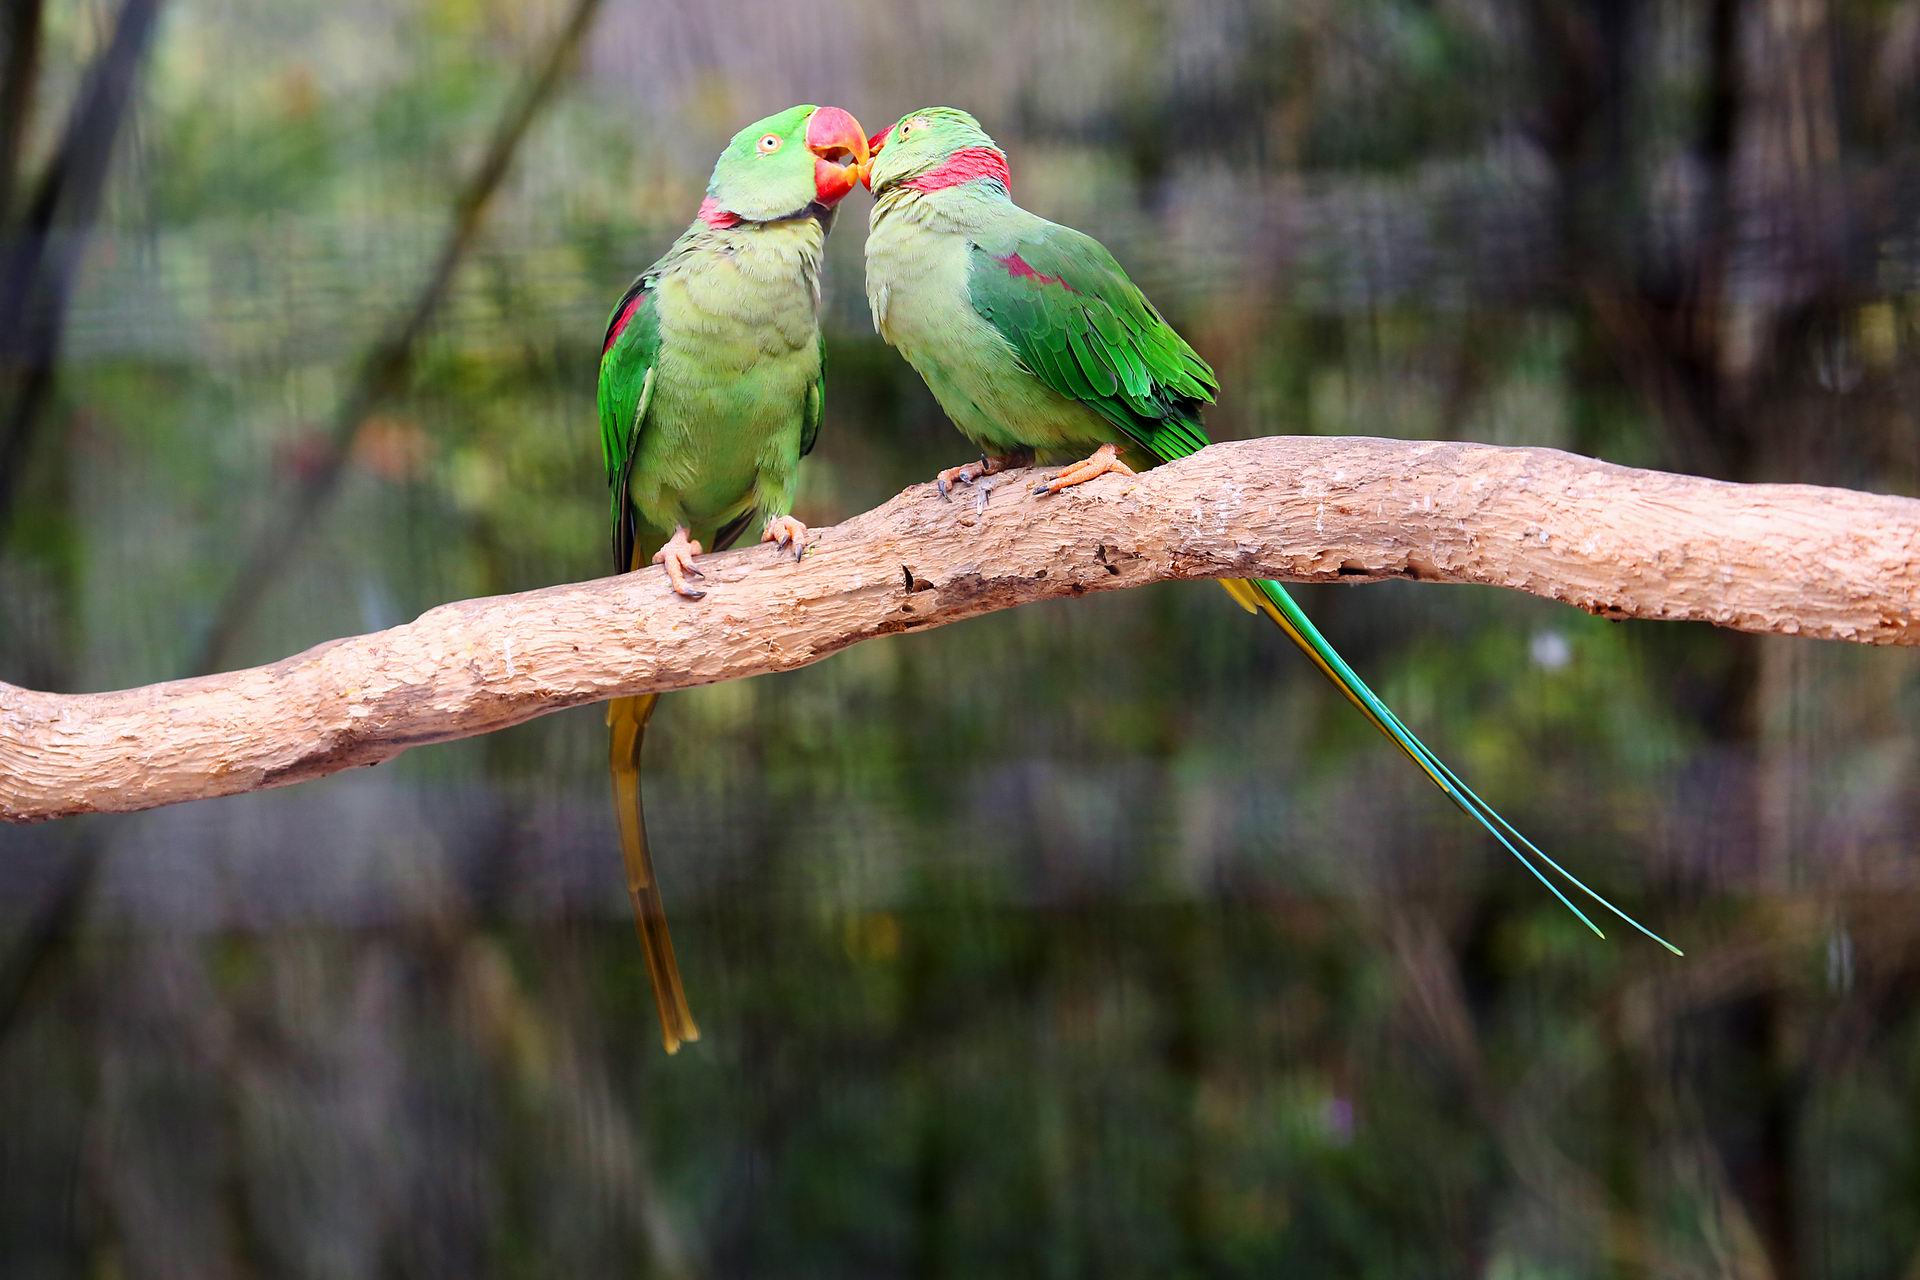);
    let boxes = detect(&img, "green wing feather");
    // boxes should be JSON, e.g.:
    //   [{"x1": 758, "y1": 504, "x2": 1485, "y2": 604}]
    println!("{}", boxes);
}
[
  {"x1": 966, "y1": 226, "x2": 1681, "y2": 955},
  {"x1": 800, "y1": 330, "x2": 826, "y2": 460},
  {"x1": 967, "y1": 225, "x2": 1213, "y2": 459},
  {"x1": 598, "y1": 274, "x2": 662, "y2": 573}
]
